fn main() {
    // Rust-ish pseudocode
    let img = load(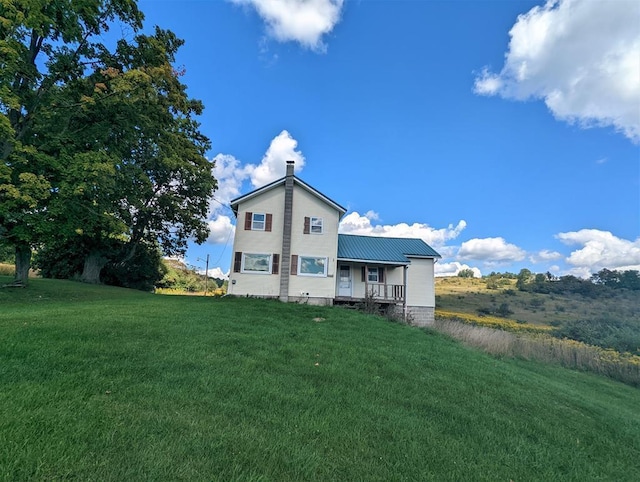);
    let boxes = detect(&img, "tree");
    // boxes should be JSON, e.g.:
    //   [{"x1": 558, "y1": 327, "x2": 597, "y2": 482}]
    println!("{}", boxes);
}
[
  {"x1": 515, "y1": 268, "x2": 532, "y2": 290},
  {"x1": 1, "y1": 2, "x2": 216, "y2": 285},
  {"x1": 457, "y1": 268, "x2": 475, "y2": 278},
  {"x1": 0, "y1": 0, "x2": 144, "y2": 285},
  {"x1": 38, "y1": 27, "x2": 216, "y2": 283}
]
